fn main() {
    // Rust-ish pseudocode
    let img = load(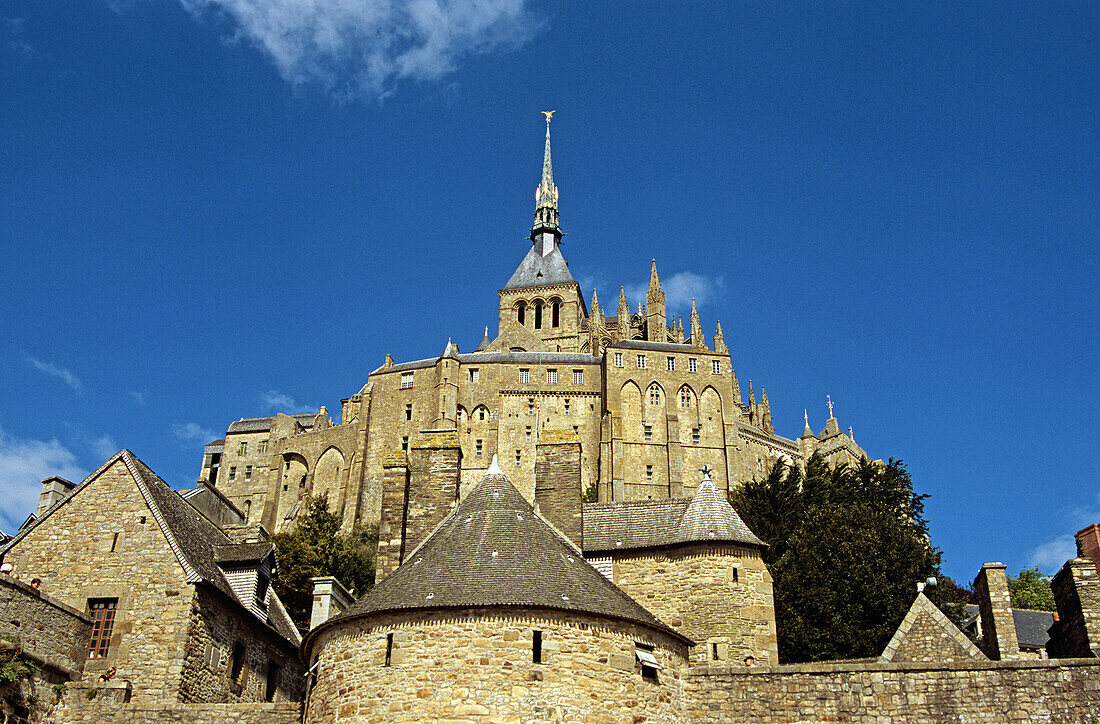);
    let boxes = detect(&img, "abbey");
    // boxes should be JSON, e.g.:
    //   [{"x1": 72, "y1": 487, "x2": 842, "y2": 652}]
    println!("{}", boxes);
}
[{"x1": 197, "y1": 118, "x2": 866, "y2": 536}]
